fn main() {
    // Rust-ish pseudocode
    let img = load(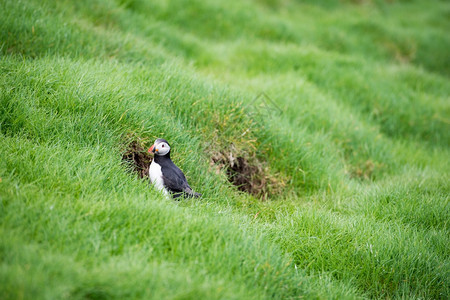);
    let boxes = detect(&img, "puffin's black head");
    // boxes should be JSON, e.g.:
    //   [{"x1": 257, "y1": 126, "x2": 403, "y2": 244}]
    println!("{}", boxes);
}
[{"x1": 148, "y1": 138, "x2": 171, "y2": 156}]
